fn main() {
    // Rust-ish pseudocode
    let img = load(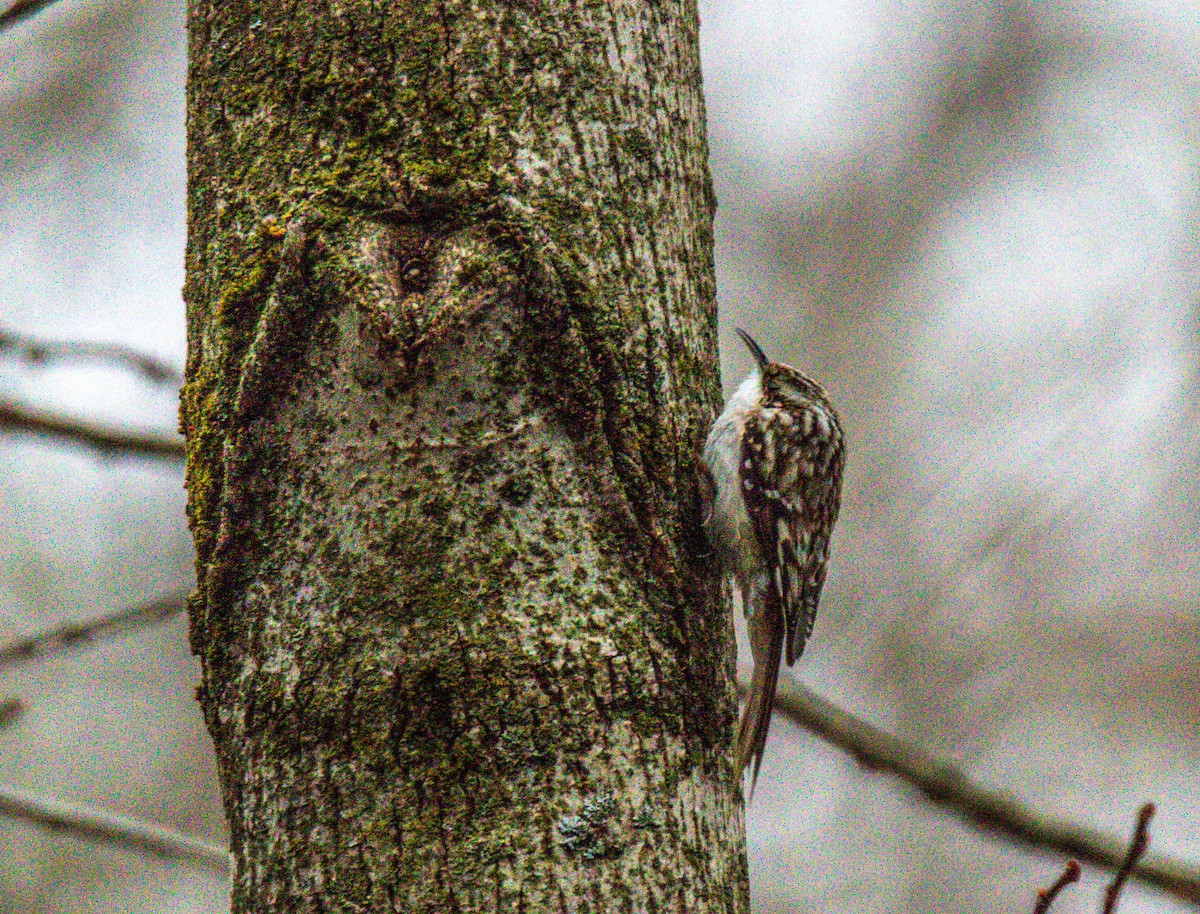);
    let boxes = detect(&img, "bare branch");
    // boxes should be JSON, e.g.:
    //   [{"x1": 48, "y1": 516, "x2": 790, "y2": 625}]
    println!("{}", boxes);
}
[
  {"x1": 0, "y1": 783, "x2": 229, "y2": 871},
  {"x1": 1033, "y1": 860, "x2": 1080, "y2": 914},
  {"x1": 0, "y1": 0, "x2": 60, "y2": 33},
  {"x1": 0, "y1": 399, "x2": 184, "y2": 461},
  {"x1": 765, "y1": 675, "x2": 1200, "y2": 908},
  {"x1": 1103, "y1": 803, "x2": 1155, "y2": 914},
  {"x1": 0, "y1": 591, "x2": 188, "y2": 671},
  {"x1": 0, "y1": 327, "x2": 182, "y2": 386}
]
